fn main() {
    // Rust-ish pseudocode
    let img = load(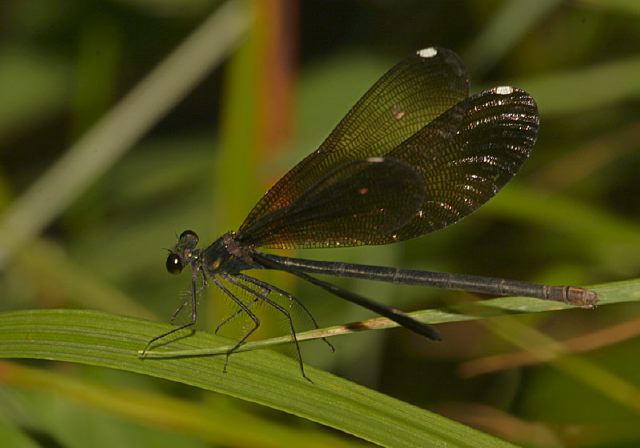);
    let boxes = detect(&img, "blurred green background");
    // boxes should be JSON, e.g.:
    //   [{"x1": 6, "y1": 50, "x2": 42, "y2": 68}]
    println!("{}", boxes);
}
[{"x1": 1, "y1": 0, "x2": 640, "y2": 447}]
